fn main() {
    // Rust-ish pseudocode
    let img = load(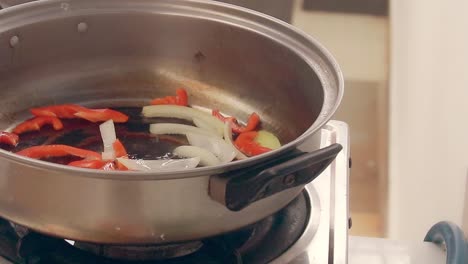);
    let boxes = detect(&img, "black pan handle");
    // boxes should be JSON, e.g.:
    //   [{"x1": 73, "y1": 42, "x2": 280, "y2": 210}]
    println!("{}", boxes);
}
[{"x1": 209, "y1": 143, "x2": 342, "y2": 211}]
